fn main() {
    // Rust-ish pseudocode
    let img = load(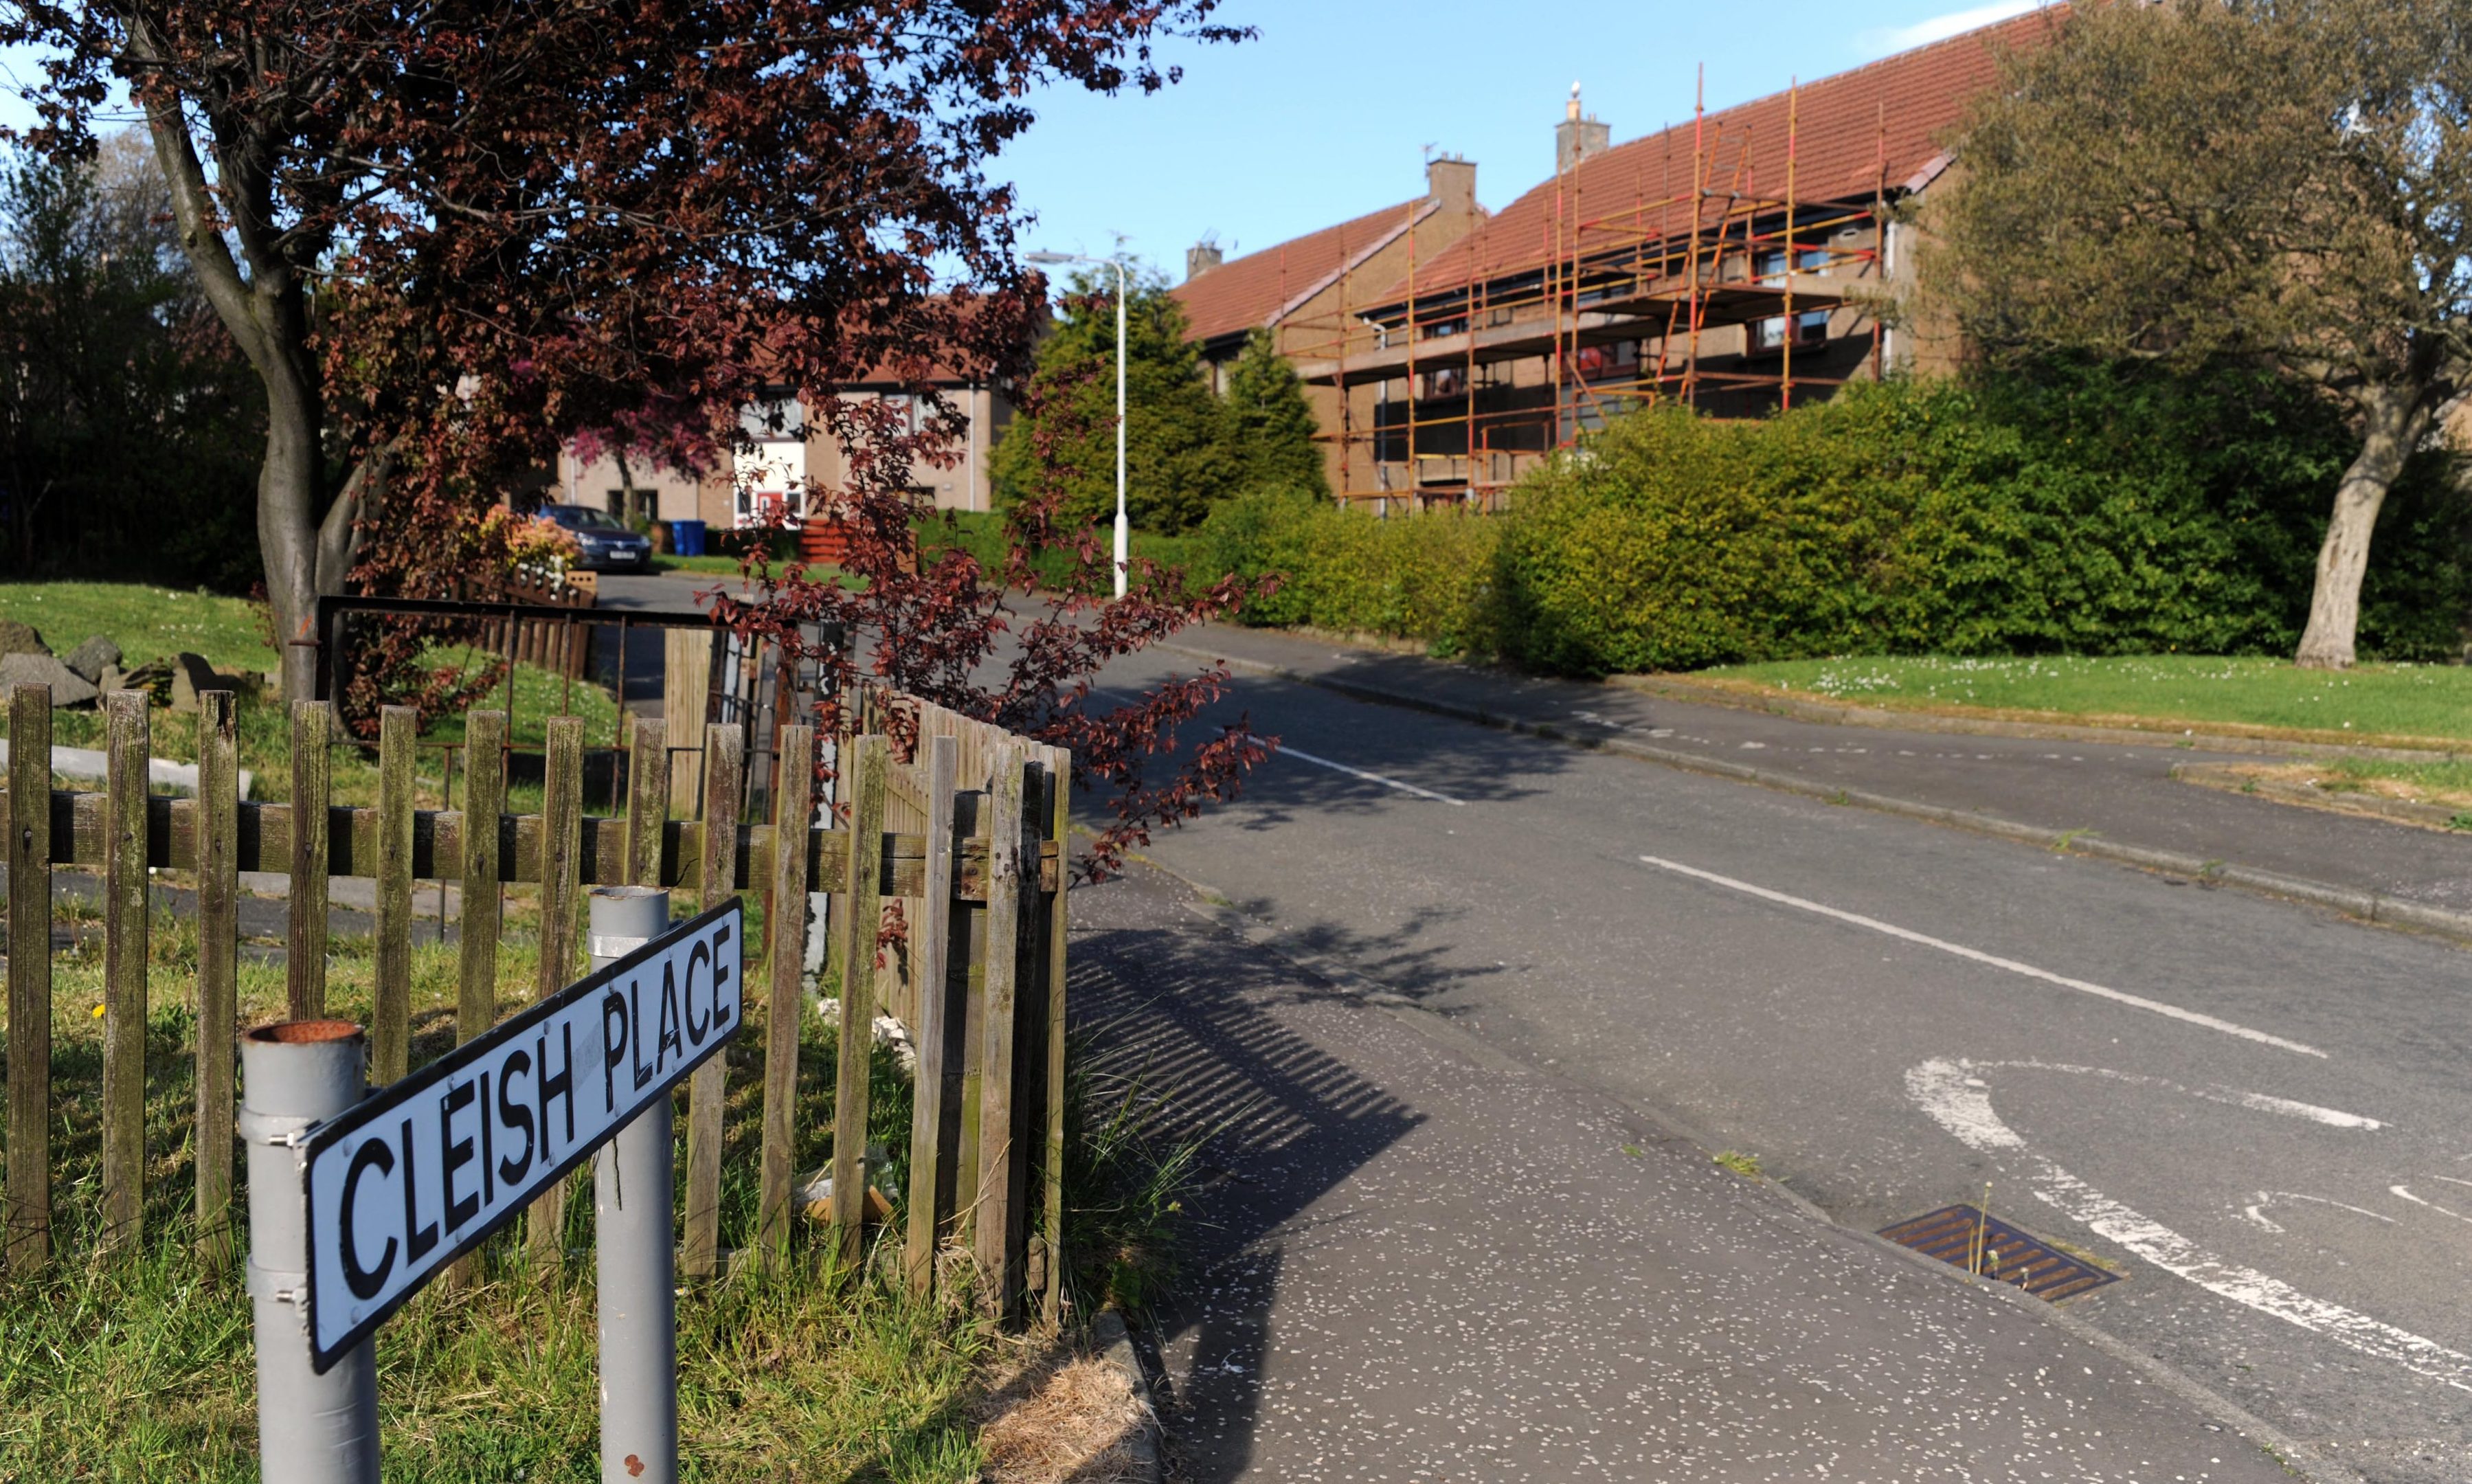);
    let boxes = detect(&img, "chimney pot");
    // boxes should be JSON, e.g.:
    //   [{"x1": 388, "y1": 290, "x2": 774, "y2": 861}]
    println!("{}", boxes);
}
[{"x1": 1185, "y1": 242, "x2": 1224, "y2": 281}]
